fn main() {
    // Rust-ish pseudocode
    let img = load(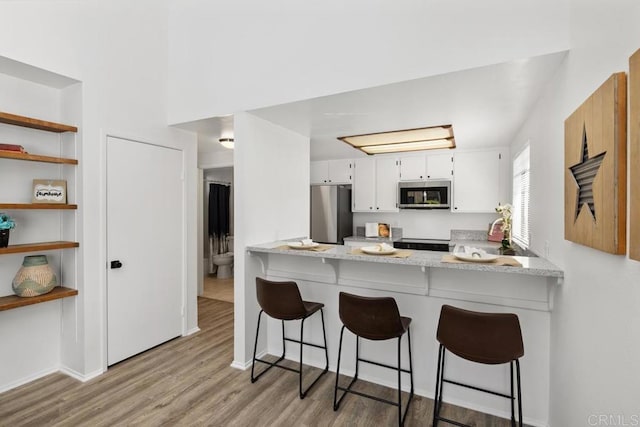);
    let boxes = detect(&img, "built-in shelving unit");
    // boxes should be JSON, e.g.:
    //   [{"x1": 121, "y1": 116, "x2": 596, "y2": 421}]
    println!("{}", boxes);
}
[
  {"x1": 0, "y1": 111, "x2": 78, "y2": 133},
  {"x1": 0, "y1": 151, "x2": 78, "y2": 165},
  {"x1": 0, "y1": 203, "x2": 77, "y2": 210},
  {"x1": 0, "y1": 109, "x2": 79, "y2": 310},
  {"x1": 0, "y1": 287, "x2": 78, "y2": 312}
]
